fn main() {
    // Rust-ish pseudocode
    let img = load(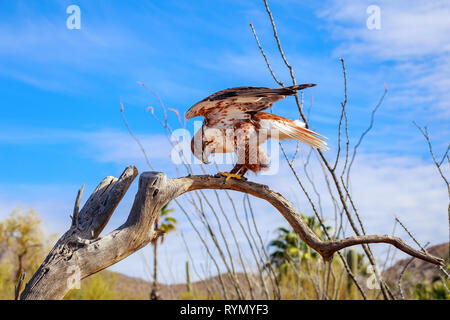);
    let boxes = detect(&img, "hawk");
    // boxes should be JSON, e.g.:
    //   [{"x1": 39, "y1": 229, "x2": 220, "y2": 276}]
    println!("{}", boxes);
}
[{"x1": 186, "y1": 84, "x2": 327, "y2": 180}]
